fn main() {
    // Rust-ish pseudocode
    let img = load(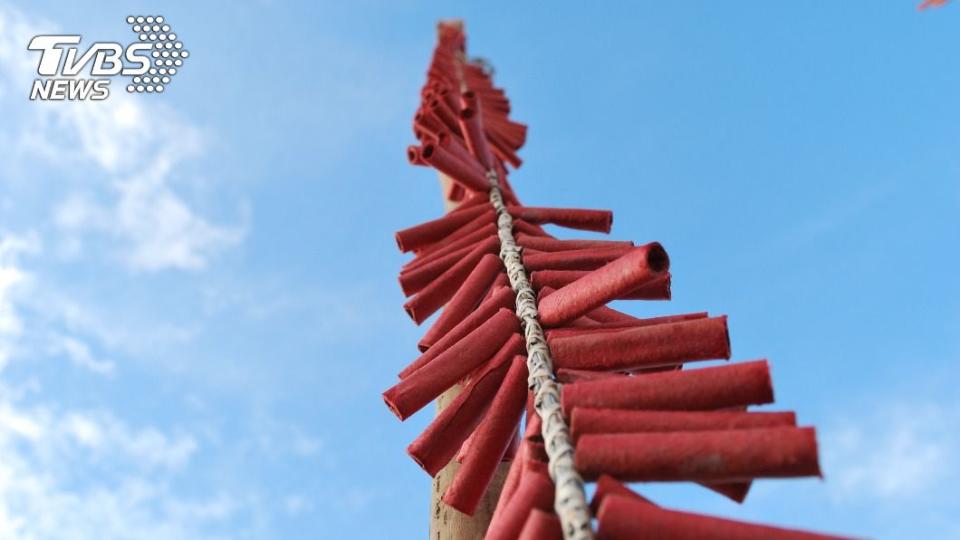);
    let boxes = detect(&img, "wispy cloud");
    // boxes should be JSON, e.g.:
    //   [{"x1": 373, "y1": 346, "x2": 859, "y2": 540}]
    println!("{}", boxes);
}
[
  {"x1": 1, "y1": 4, "x2": 245, "y2": 273},
  {"x1": 46, "y1": 104, "x2": 247, "y2": 272},
  {"x1": 0, "y1": 228, "x2": 237, "y2": 538},
  {"x1": 0, "y1": 401, "x2": 250, "y2": 540},
  {"x1": 48, "y1": 333, "x2": 115, "y2": 375},
  {"x1": 0, "y1": 5, "x2": 276, "y2": 537},
  {"x1": 0, "y1": 232, "x2": 39, "y2": 371},
  {"x1": 822, "y1": 399, "x2": 959, "y2": 502}
]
